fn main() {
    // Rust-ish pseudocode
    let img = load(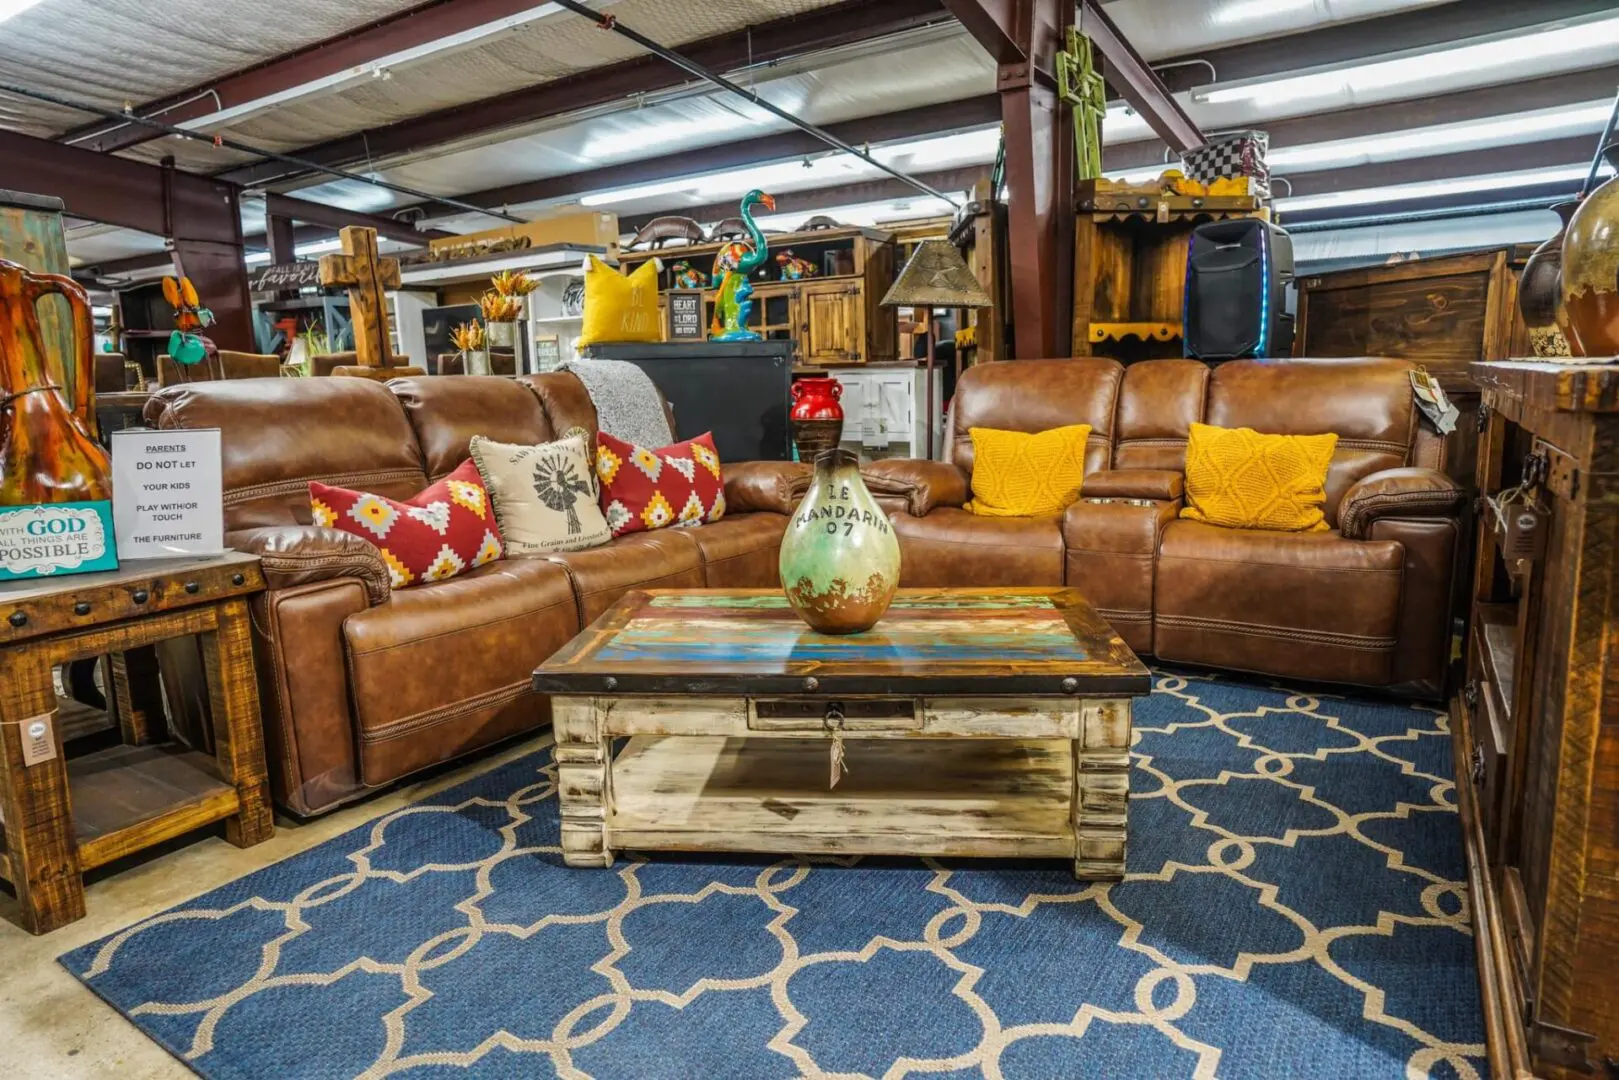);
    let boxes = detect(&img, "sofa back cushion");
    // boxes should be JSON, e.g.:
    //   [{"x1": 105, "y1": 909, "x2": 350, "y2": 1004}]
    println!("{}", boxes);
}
[
  {"x1": 516, "y1": 372, "x2": 601, "y2": 449},
  {"x1": 1113, "y1": 359, "x2": 1210, "y2": 470},
  {"x1": 150, "y1": 376, "x2": 427, "y2": 531},
  {"x1": 1205, "y1": 358, "x2": 1420, "y2": 527},
  {"x1": 945, "y1": 358, "x2": 1121, "y2": 479},
  {"x1": 389, "y1": 376, "x2": 554, "y2": 482}
]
